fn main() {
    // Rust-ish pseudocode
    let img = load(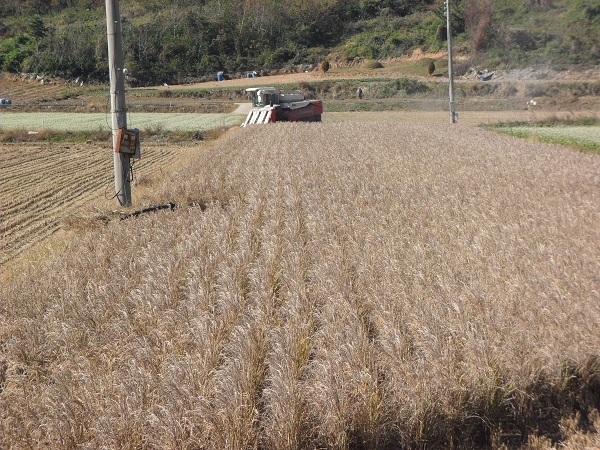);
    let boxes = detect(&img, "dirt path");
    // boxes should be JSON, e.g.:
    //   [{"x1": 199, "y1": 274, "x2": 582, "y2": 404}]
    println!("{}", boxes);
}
[
  {"x1": 233, "y1": 103, "x2": 252, "y2": 114},
  {"x1": 149, "y1": 62, "x2": 600, "y2": 92}
]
